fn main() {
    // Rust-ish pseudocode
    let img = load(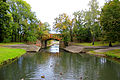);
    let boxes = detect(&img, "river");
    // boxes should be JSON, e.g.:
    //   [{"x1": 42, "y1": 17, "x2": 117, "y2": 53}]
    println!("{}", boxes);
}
[{"x1": 0, "y1": 43, "x2": 120, "y2": 80}]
